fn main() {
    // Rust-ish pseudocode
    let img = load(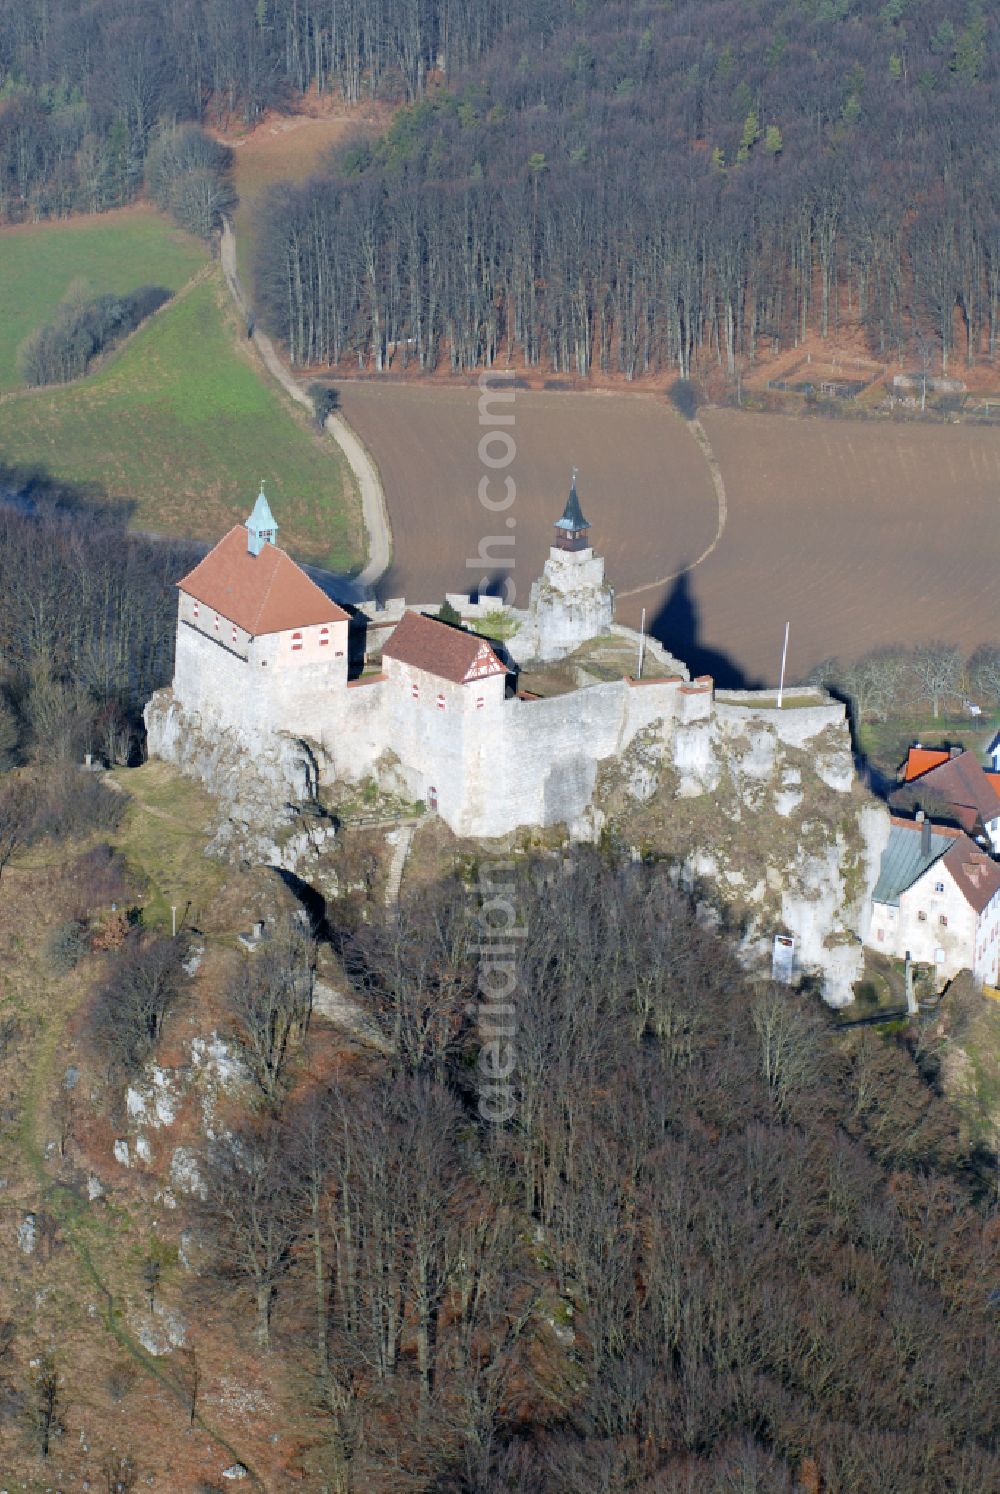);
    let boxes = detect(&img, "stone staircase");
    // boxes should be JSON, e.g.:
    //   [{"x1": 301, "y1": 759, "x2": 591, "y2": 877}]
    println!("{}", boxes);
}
[{"x1": 384, "y1": 823, "x2": 416, "y2": 907}]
